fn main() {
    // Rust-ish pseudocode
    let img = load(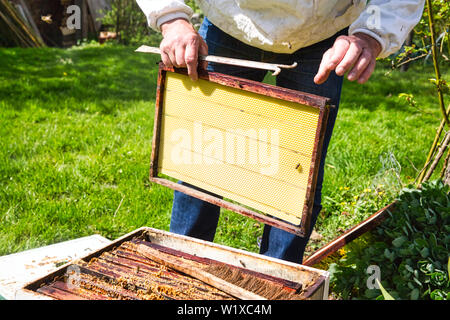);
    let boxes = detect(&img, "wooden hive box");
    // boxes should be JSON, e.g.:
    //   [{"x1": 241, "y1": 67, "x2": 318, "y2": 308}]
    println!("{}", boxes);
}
[
  {"x1": 151, "y1": 64, "x2": 332, "y2": 236},
  {"x1": 18, "y1": 227, "x2": 330, "y2": 300}
]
